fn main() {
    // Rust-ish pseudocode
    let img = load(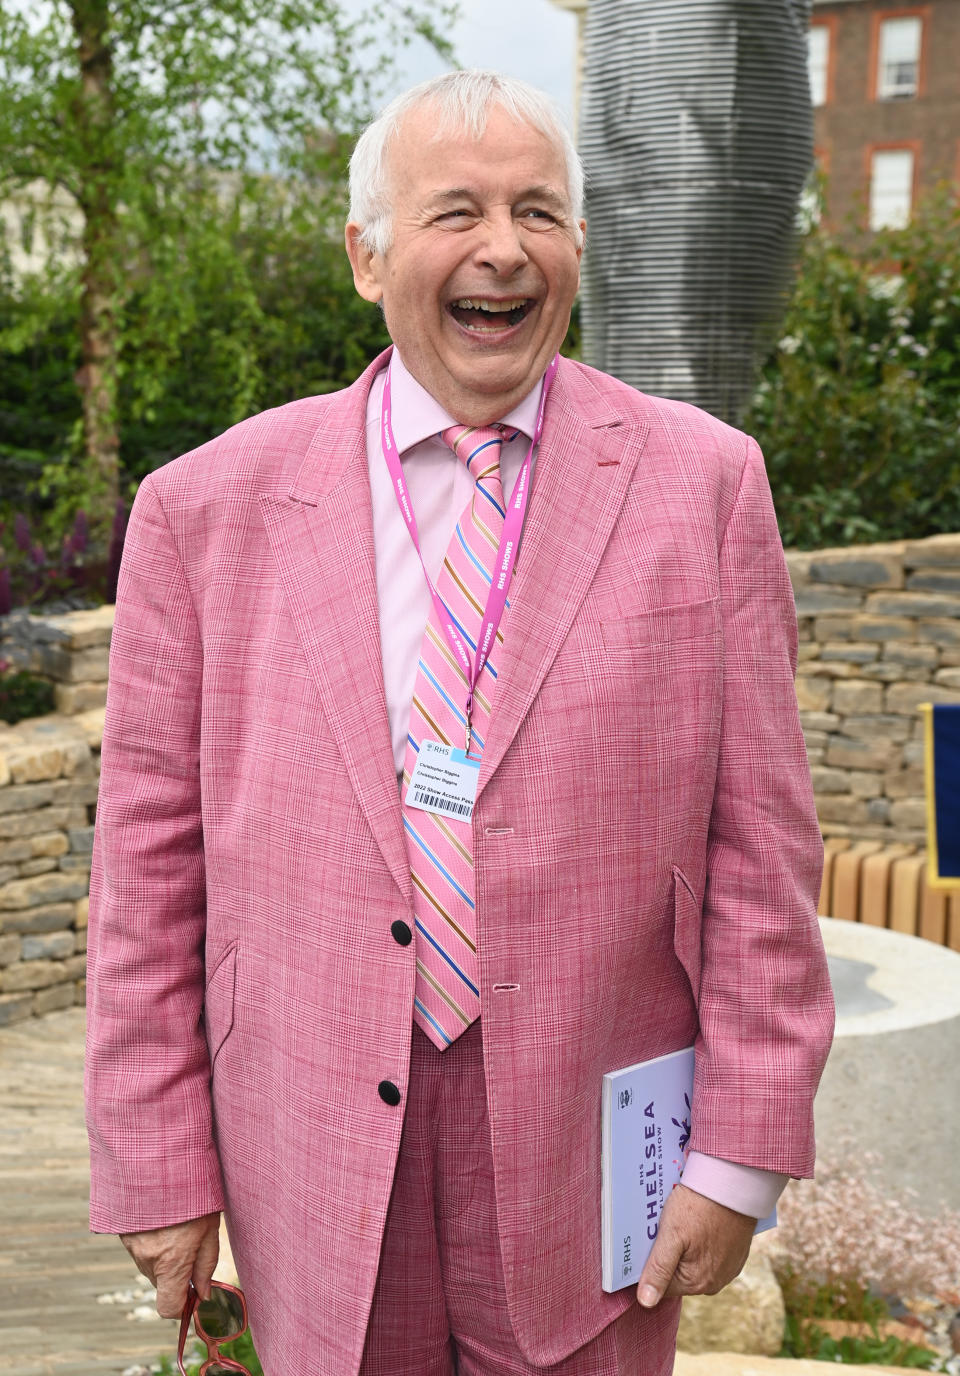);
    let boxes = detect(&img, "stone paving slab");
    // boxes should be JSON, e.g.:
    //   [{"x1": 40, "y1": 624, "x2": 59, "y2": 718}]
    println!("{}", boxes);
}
[
  {"x1": 0, "y1": 1008, "x2": 926, "y2": 1376},
  {"x1": 0, "y1": 1009, "x2": 178, "y2": 1375}
]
